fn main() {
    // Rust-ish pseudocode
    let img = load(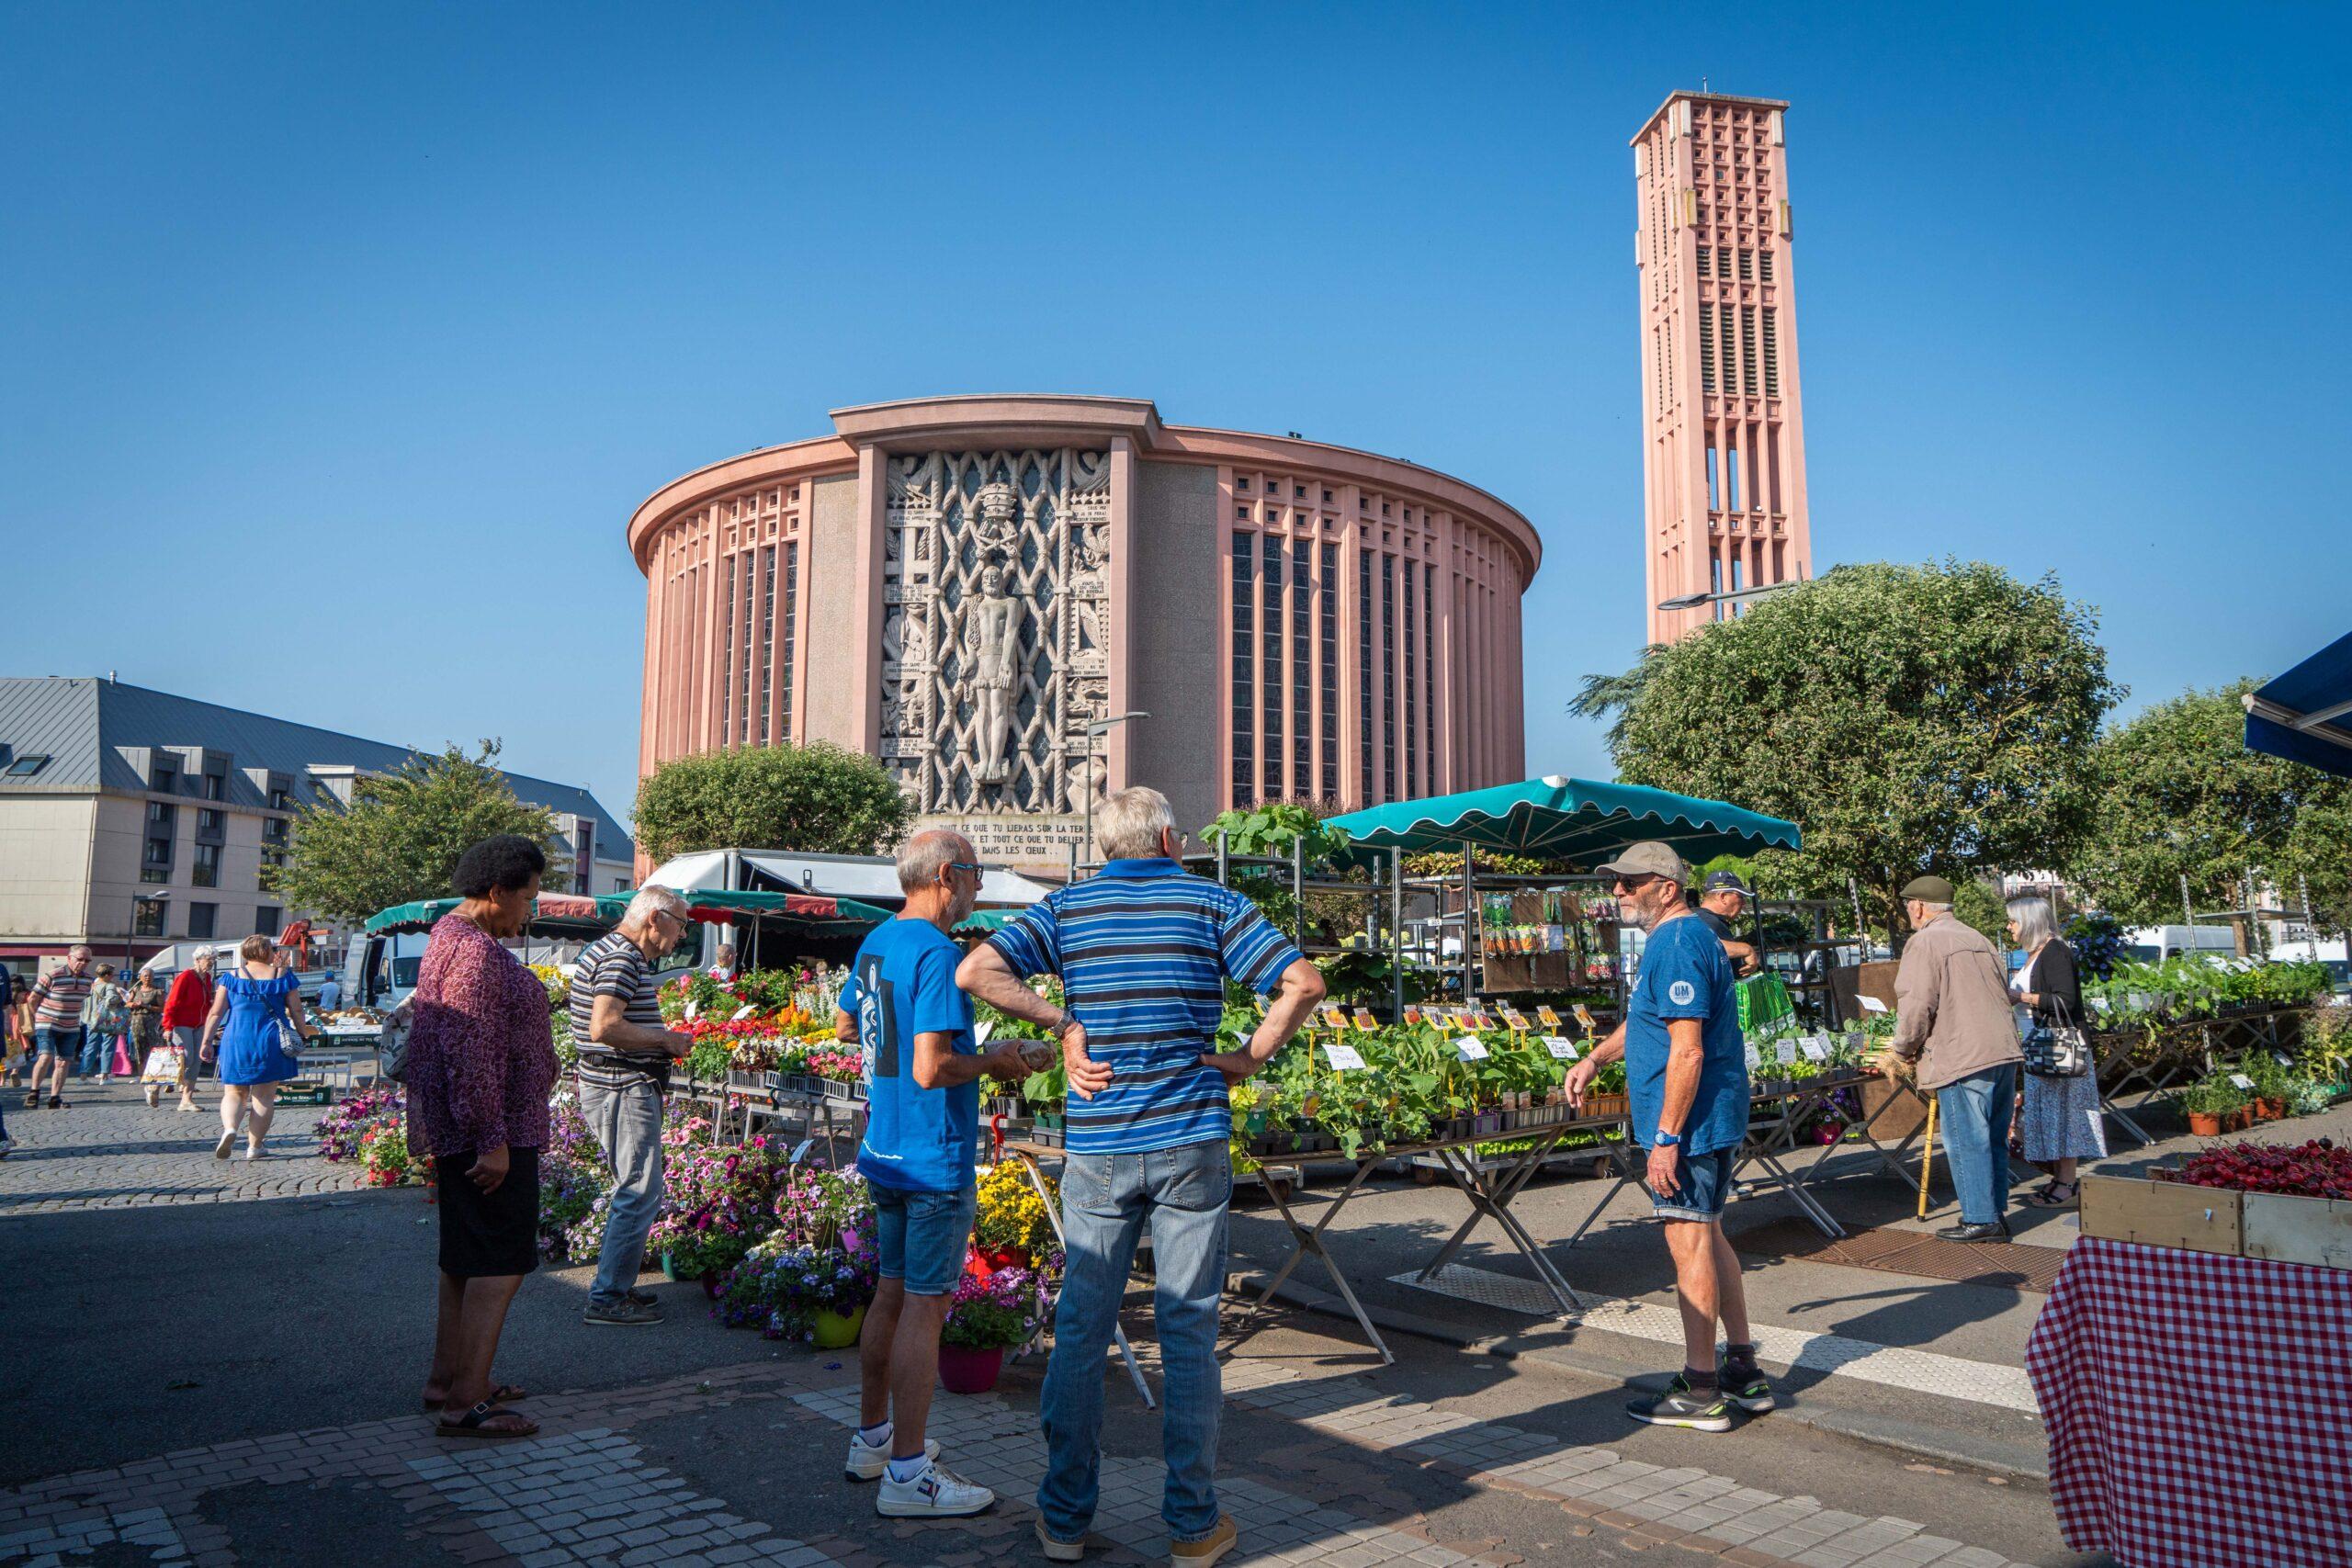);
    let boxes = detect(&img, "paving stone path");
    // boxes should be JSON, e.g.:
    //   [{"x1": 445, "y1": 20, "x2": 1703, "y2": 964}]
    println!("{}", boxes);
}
[{"x1": 0, "y1": 1084, "x2": 362, "y2": 1215}]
